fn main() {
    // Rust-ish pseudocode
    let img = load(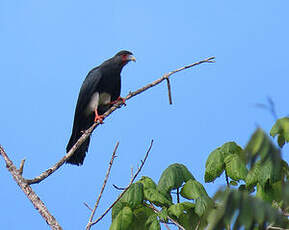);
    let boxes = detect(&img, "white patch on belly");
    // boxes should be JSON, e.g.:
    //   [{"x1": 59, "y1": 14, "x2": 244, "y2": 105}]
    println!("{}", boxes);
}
[
  {"x1": 99, "y1": 92, "x2": 111, "y2": 105},
  {"x1": 85, "y1": 92, "x2": 111, "y2": 115}
]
